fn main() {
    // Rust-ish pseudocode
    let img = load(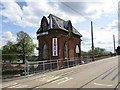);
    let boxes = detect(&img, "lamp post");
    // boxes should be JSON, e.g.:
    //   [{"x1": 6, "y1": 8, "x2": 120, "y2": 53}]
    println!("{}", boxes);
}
[
  {"x1": 113, "y1": 35, "x2": 116, "y2": 54},
  {"x1": 91, "y1": 21, "x2": 95, "y2": 61}
]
